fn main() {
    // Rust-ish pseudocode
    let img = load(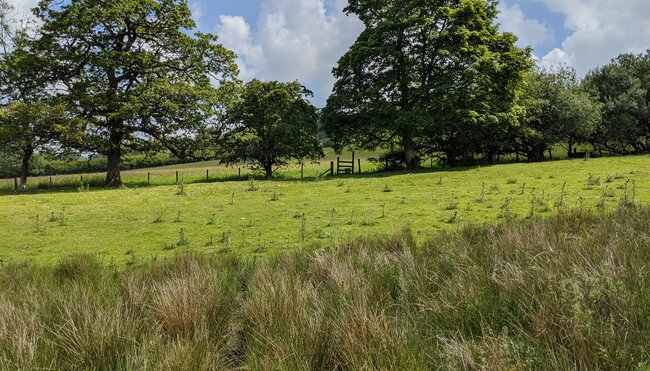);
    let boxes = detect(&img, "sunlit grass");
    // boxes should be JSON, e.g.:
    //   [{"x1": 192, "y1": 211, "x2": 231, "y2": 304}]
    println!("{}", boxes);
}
[{"x1": 0, "y1": 155, "x2": 648, "y2": 265}]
